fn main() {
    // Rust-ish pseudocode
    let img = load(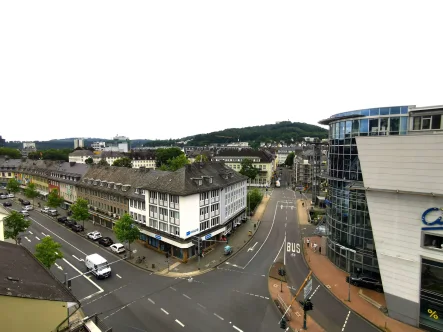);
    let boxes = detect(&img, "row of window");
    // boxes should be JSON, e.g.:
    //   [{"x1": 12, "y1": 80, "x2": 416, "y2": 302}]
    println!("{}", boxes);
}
[
  {"x1": 149, "y1": 191, "x2": 180, "y2": 203},
  {"x1": 200, "y1": 216, "x2": 220, "y2": 231},
  {"x1": 130, "y1": 199, "x2": 146, "y2": 210},
  {"x1": 411, "y1": 114, "x2": 442, "y2": 131},
  {"x1": 148, "y1": 219, "x2": 180, "y2": 236},
  {"x1": 79, "y1": 187, "x2": 127, "y2": 204}
]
